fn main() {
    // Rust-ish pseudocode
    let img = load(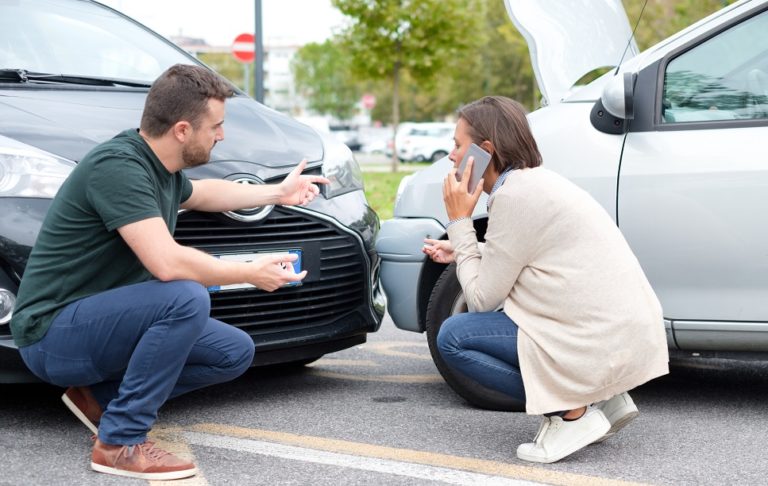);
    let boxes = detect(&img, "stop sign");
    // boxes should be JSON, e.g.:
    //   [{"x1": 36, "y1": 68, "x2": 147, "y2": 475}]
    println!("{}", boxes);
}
[
  {"x1": 361, "y1": 93, "x2": 376, "y2": 110},
  {"x1": 232, "y1": 33, "x2": 255, "y2": 63}
]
